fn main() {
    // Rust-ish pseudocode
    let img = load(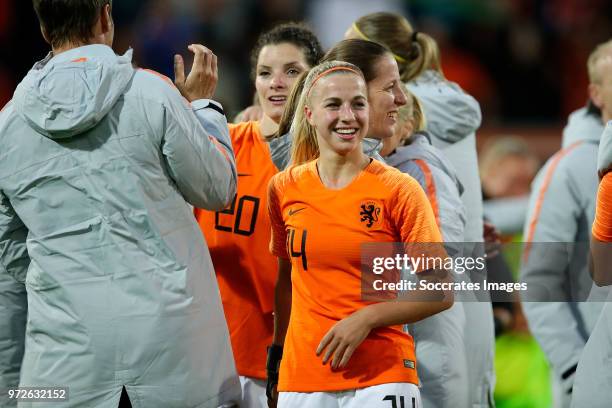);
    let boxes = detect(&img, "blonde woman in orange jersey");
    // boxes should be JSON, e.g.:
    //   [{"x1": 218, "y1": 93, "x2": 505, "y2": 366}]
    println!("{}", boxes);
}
[
  {"x1": 266, "y1": 60, "x2": 453, "y2": 408},
  {"x1": 194, "y1": 23, "x2": 323, "y2": 408}
]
